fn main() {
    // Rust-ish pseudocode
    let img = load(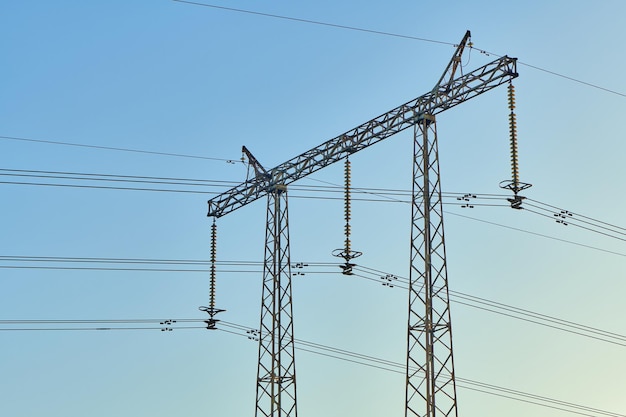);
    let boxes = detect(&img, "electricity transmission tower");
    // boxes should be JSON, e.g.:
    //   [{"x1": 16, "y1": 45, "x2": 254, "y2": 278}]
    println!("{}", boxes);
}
[{"x1": 207, "y1": 31, "x2": 518, "y2": 417}]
